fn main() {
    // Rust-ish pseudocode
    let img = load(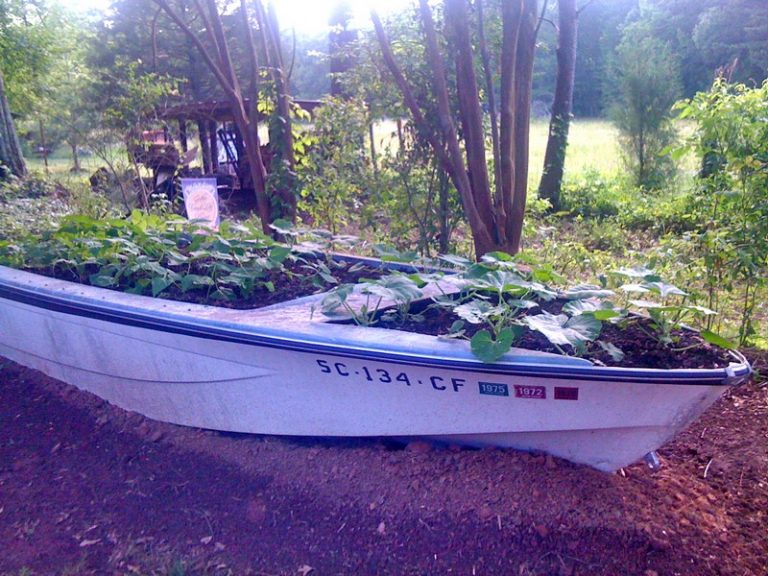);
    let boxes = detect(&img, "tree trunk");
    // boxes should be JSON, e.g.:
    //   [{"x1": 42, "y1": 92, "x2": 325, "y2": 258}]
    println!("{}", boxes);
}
[
  {"x1": 538, "y1": 0, "x2": 578, "y2": 211},
  {"x1": 155, "y1": 0, "x2": 291, "y2": 233},
  {"x1": 372, "y1": 0, "x2": 539, "y2": 259},
  {"x1": 70, "y1": 141, "x2": 81, "y2": 172},
  {"x1": 39, "y1": 118, "x2": 49, "y2": 175},
  {"x1": 508, "y1": 0, "x2": 538, "y2": 252},
  {"x1": 198, "y1": 120, "x2": 211, "y2": 173},
  {"x1": 258, "y1": 1, "x2": 298, "y2": 223},
  {"x1": 0, "y1": 69, "x2": 27, "y2": 178}
]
